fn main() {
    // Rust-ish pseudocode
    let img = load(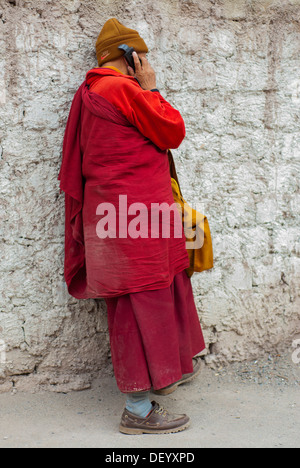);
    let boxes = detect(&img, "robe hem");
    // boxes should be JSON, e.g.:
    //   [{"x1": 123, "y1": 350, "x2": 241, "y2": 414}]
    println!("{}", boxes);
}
[
  {"x1": 85, "y1": 259, "x2": 190, "y2": 299},
  {"x1": 117, "y1": 348, "x2": 206, "y2": 394}
]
